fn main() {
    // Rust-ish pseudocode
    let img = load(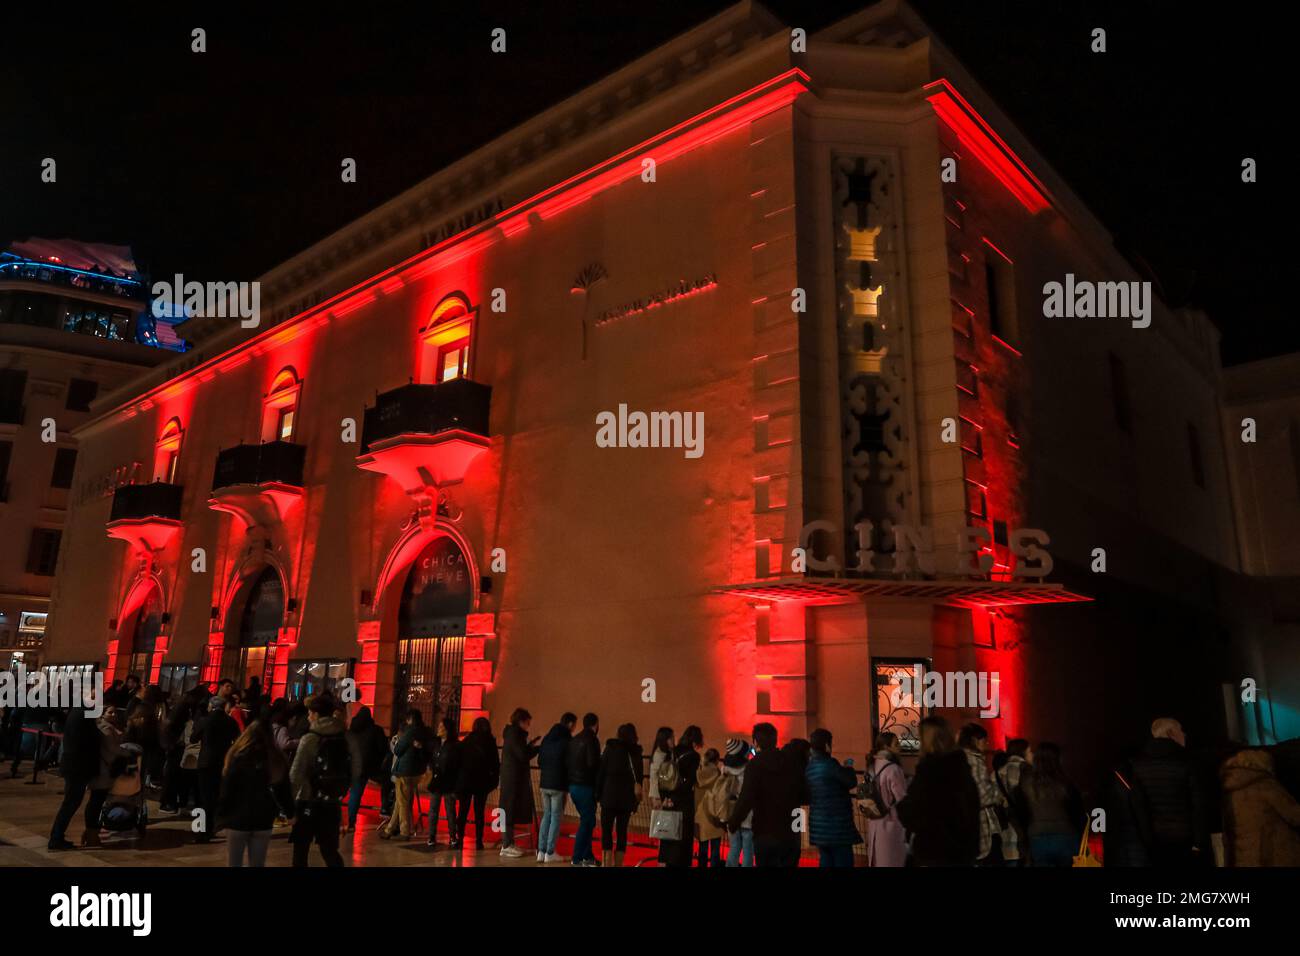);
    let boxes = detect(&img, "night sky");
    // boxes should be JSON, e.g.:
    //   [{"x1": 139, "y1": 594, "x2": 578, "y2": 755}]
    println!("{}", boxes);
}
[{"x1": 0, "y1": 2, "x2": 1281, "y2": 365}]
